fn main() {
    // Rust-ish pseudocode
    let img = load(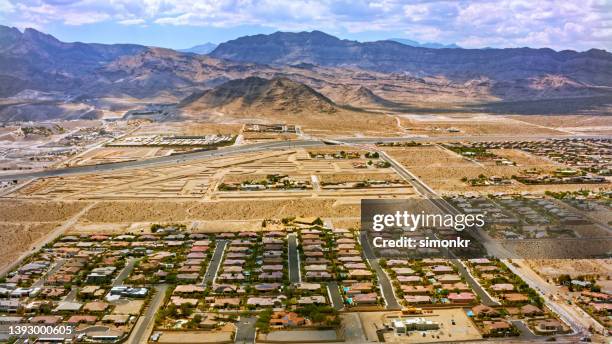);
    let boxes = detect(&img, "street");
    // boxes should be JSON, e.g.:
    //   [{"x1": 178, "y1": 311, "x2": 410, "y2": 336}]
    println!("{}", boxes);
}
[
  {"x1": 203, "y1": 240, "x2": 227, "y2": 285},
  {"x1": 126, "y1": 284, "x2": 168, "y2": 344}
]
